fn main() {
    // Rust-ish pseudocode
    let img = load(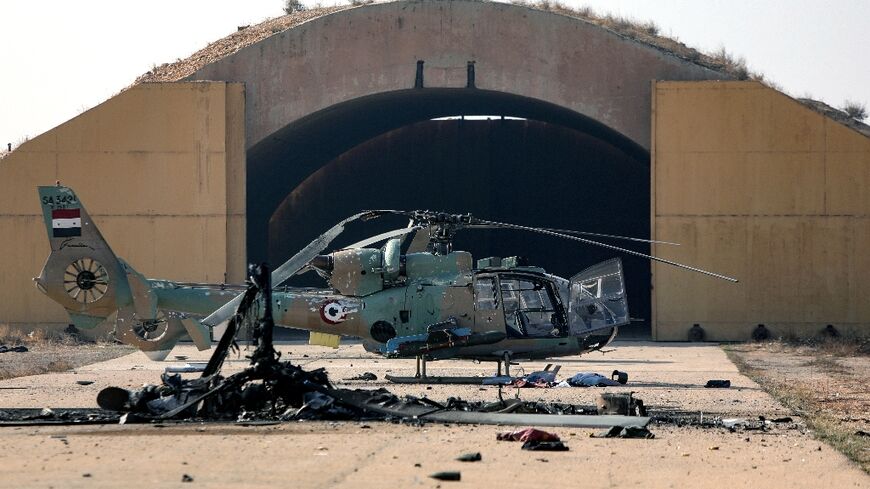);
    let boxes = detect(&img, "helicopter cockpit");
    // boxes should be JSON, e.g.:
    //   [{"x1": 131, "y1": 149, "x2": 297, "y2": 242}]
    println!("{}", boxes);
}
[
  {"x1": 473, "y1": 257, "x2": 630, "y2": 340},
  {"x1": 473, "y1": 273, "x2": 567, "y2": 338}
]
